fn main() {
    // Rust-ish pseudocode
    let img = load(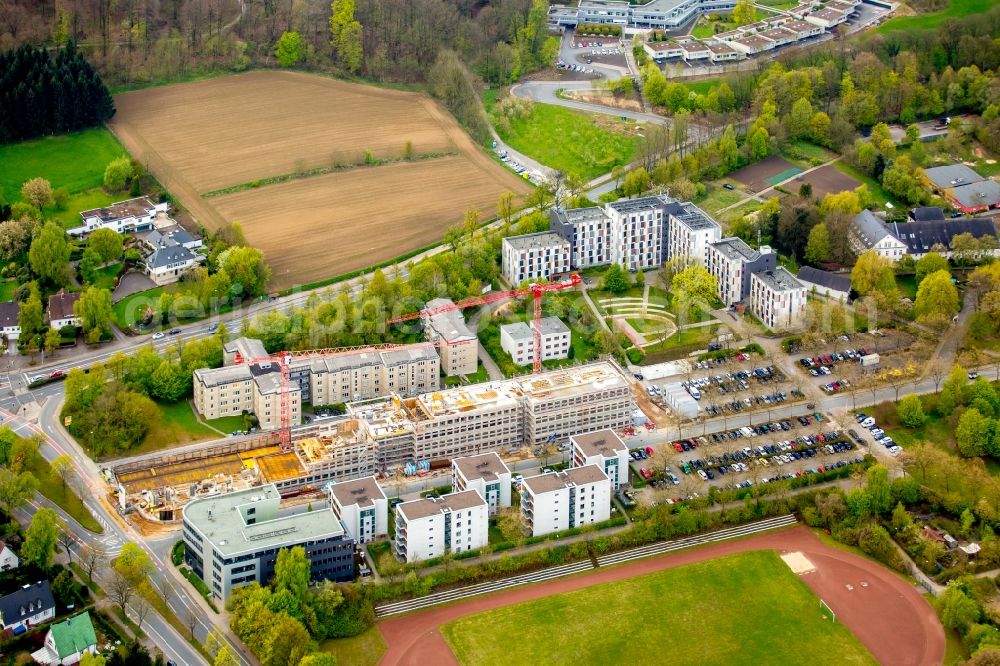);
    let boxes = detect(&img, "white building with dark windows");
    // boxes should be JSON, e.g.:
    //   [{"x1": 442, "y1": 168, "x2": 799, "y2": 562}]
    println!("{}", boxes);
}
[
  {"x1": 520, "y1": 465, "x2": 611, "y2": 537},
  {"x1": 549, "y1": 0, "x2": 739, "y2": 29},
  {"x1": 328, "y1": 476, "x2": 387, "y2": 544},
  {"x1": 706, "y1": 238, "x2": 776, "y2": 306},
  {"x1": 451, "y1": 452, "x2": 512, "y2": 515},
  {"x1": 605, "y1": 197, "x2": 668, "y2": 271},
  {"x1": 849, "y1": 211, "x2": 907, "y2": 260},
  {"x1": 667, "y1": 203, "x2": 723, "y2": 266},
  {"x1": 0, "y1": 581, "x2": 55, "y2": 633},
  {"x1": 69, "y1": 196, "x2": 167, "y2": 237},
  {"x1": 500, "y1": 317, "x2": 571, "y2": 366},
  {"x1": 182, "y1": 484, "x2": 355, "y2": 600},
  {"x1": 423, "y1": 299, "x2": 479, "y2": 376},
  {"x1": 750, "y1": 268, "x2": 807, "y2": 332},
  {"x1": 502, "y1": 232, "x2": 572, "y2": 286},
  {"x1": 550, "y1": 205, "x2": 612, "y2": 268},
  {"x1": 0, "y1": 301, "x2": 20, "y2": 348},
  {"x1": 393, "y1": 490, "x2": 488, "y2": 562},
  {"x1": 570, "y1": 430, "x2": 630, "y2": 490}
]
